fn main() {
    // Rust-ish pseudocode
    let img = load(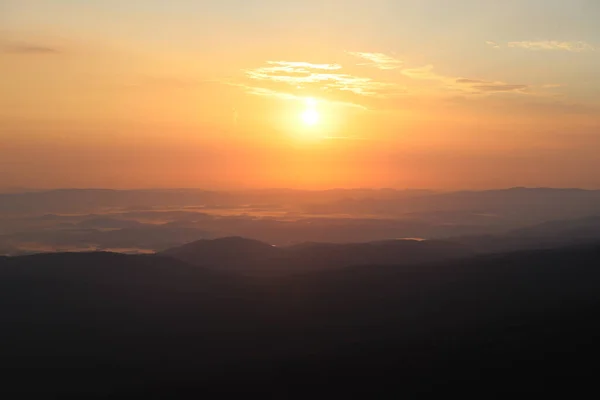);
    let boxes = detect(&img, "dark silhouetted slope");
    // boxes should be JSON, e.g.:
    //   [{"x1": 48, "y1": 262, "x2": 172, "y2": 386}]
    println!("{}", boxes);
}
[
  {"x1": 161, "y1": 236, "x2": 283, "y2": 273},
  {"x1": 2, "y1": 243, "x2": 600, "y2": 396},
  {"x1": 161, "y1": 237, "x2": 473, "y2": 276}
]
